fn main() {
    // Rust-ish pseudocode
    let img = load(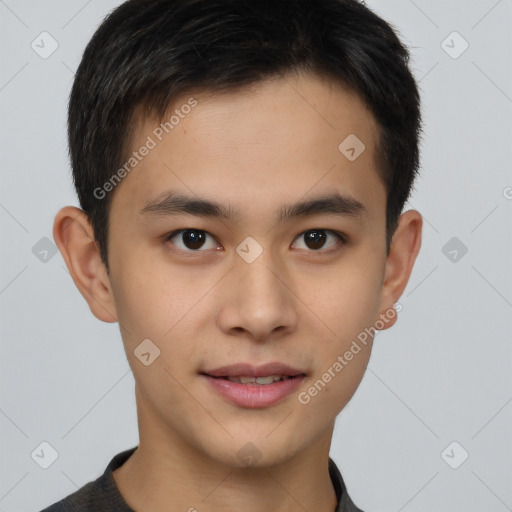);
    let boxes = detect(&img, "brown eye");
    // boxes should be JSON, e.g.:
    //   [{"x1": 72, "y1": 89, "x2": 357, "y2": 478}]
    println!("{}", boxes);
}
[
  {"x1": 166, "y1": 229, "x2": 219, "y2": 252},
  {"x1": 304, "y1": 230, "x2": 327, "y2": 250},
  {"x1": 293, "y1": 229, "x2": 345, "y2": 252}
]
